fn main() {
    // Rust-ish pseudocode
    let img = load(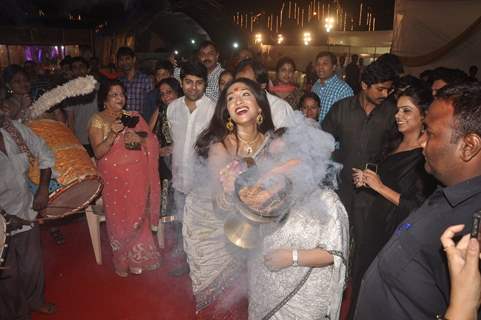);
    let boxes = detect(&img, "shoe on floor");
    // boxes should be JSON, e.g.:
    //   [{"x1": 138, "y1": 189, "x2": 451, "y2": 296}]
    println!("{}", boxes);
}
[{"x1": 31, "y1": 303, "x2": 57, "y2": 315}]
